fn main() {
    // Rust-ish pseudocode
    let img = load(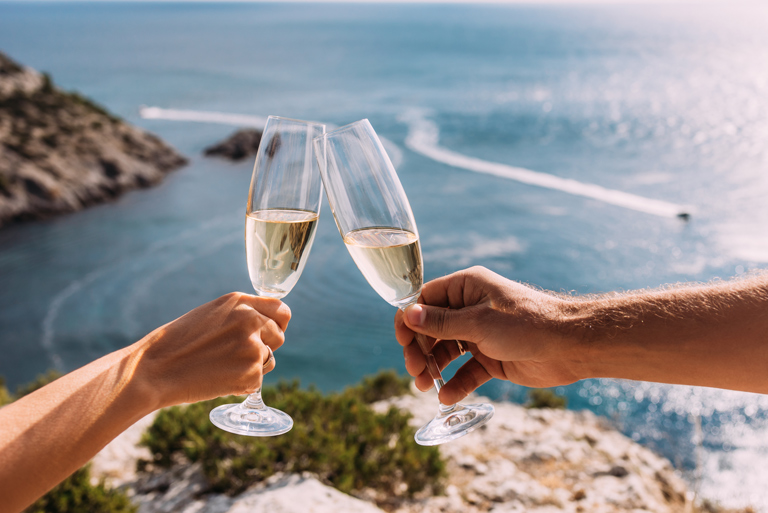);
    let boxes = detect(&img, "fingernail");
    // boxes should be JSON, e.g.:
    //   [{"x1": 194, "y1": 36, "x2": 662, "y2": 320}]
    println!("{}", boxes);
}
[{"x1": 406, "y1": 304, "x2": 426, "y2": 326}]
